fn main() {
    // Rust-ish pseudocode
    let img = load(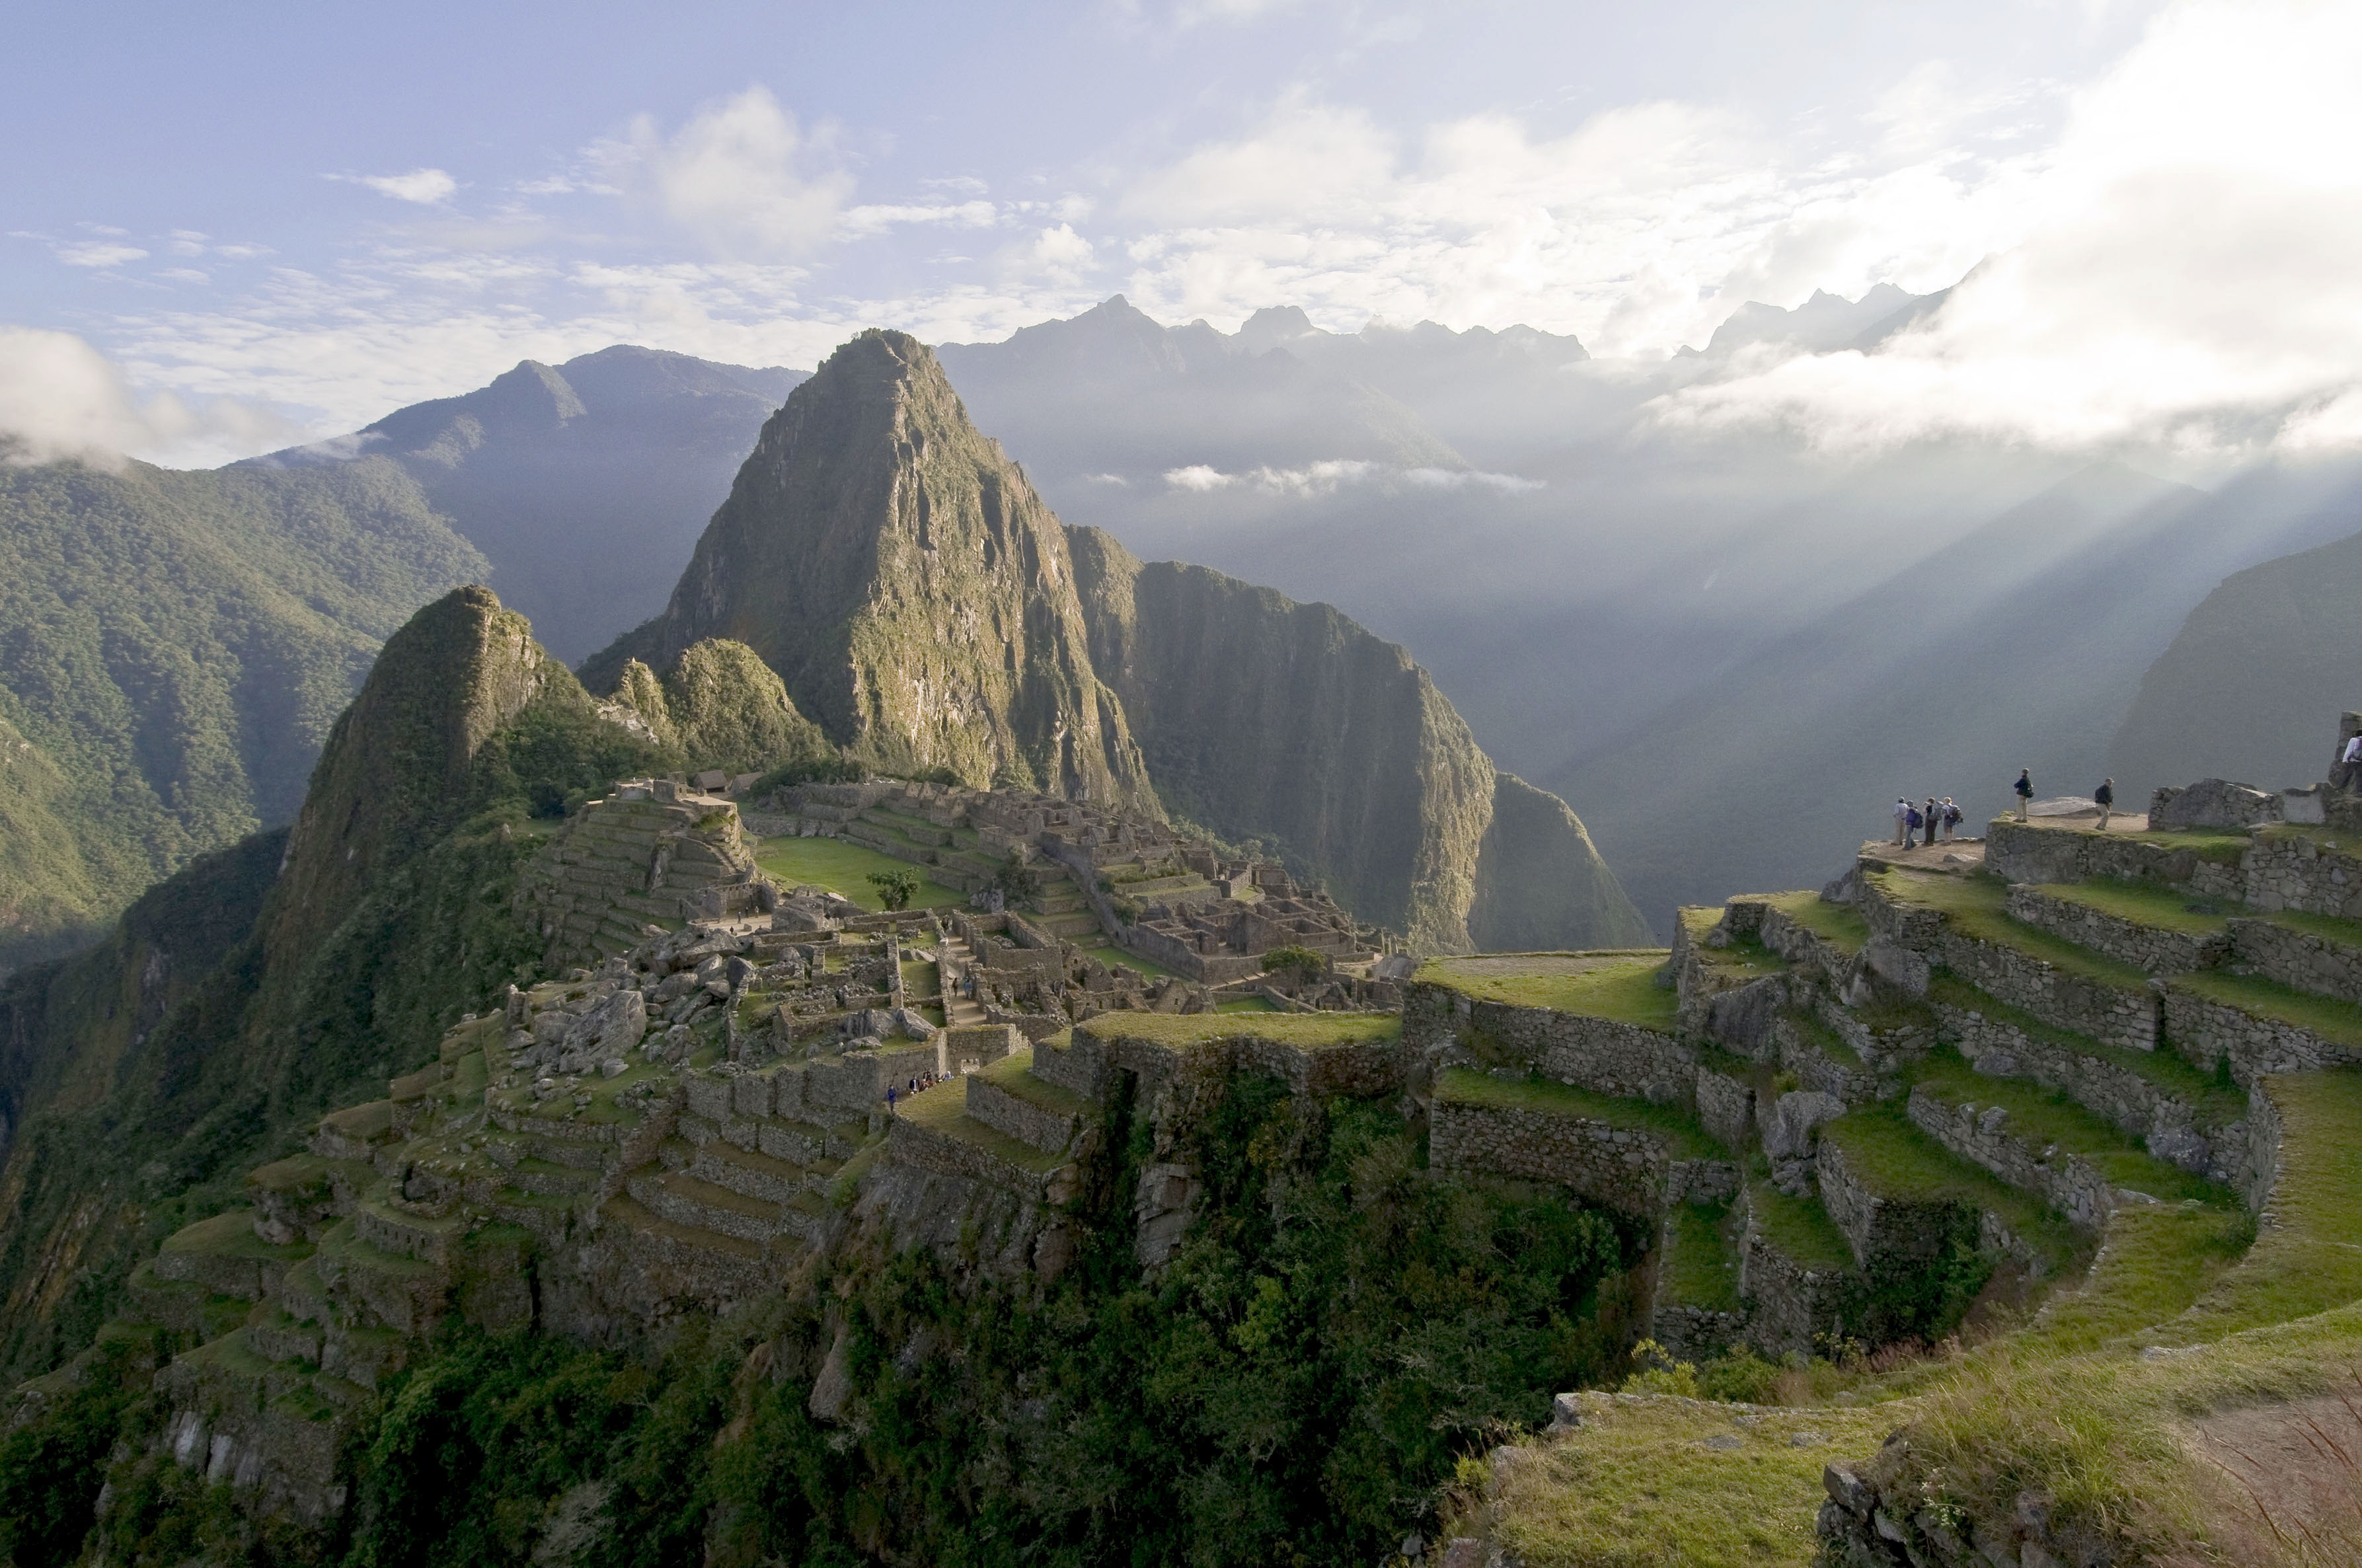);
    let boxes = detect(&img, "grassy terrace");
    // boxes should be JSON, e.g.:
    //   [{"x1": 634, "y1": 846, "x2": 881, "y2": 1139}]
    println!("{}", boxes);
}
[
  {"x1": 163, "y1": 1209, "x2": 313, "y2": 1264},
  {"x1": 2032, "y1": 877, "x2": 2230, "y2": 934},
  {"x1": 1490, "y1": 1396, "x2": 1903, "y2": 1568},
  {"x1": 1075, "y1": 940, "x2": 1184, "y2": 981},
  {"x1": 751, "y1": 835, "x2": 964, "y2": 911},
  {"x1": 1924, "y1": 975, "x2": 2248, "y2": 1124},
  {"x1": 1758, "y1": 889, "x2": 1870, "y2": 953},
  {"x1": 1908, "y1": 1047, "x2": 2230, "y2": 1205},
  {"x1": 897, "y1": 1076, "x2": 1063, "y2": 1174},
  {"x1": 1784, "y1": 1008, "x2": 1862, "y2": 1069},
  {"x1": 1681, "y1": 907, "x2": 1790, "y2": 979},
  {"x1": 973, "y1": 1046, "x2": 1094, "y2": 1116},
  {"x1": 1434, "y1": 1068, "x2": 1723, "y2": 1160},
  {"x1": 2258, "y1": 903, "x2": 2362, "y2": 950},
  {"x1": 1663, "y1": 1199, "x2": 1742, "y2": 1313},
  {"x1": 2172, "y1": 967, "x2": 2362, "y2": 1051},
  {"x1": 1414, "y1": 952, "x2": 1677, "y2": 1029},
  {"x1": 2252, "y1": 821, "x2": 2362, "y2": 856},
  {"x1": 2018, "y1": 817, "x2": 2252, "y2": 862},
  {"x1": 1819, "y1": 1101, "x2": 2078, "y2": 1267},
  {"x1": 1077, "y1": 1010, "x2": 1402, "y2": 1051},
  {"x1": 1748, "y1": 1179, "x2": 1856, "y2": 1273},
  {"x1": 1872, "y1": 868, "x2": 2150, "y2": 989}
]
